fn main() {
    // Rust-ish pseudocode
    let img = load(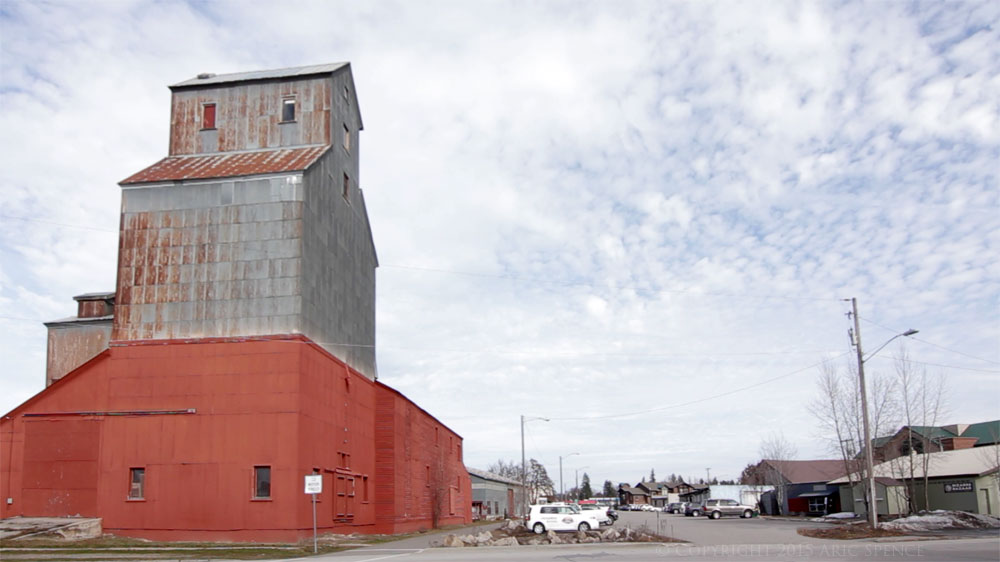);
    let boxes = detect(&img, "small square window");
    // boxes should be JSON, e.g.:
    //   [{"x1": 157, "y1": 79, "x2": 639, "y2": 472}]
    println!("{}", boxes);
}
[
  {"x1": 202, "y1": 104, "x2": 216, "y2": 130},
  {"x1": 343, "y1": 124, "x2": 350, "y2": 151},
  {"x1": 254, "y1": 466, "x2": 271, "y2": 499},
  {"x1": 129, "y1": 467, "x2": 145, "y2": 499},
  {"x1": 281, "y1": 98, "x2": 296, "y2": 122}
]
